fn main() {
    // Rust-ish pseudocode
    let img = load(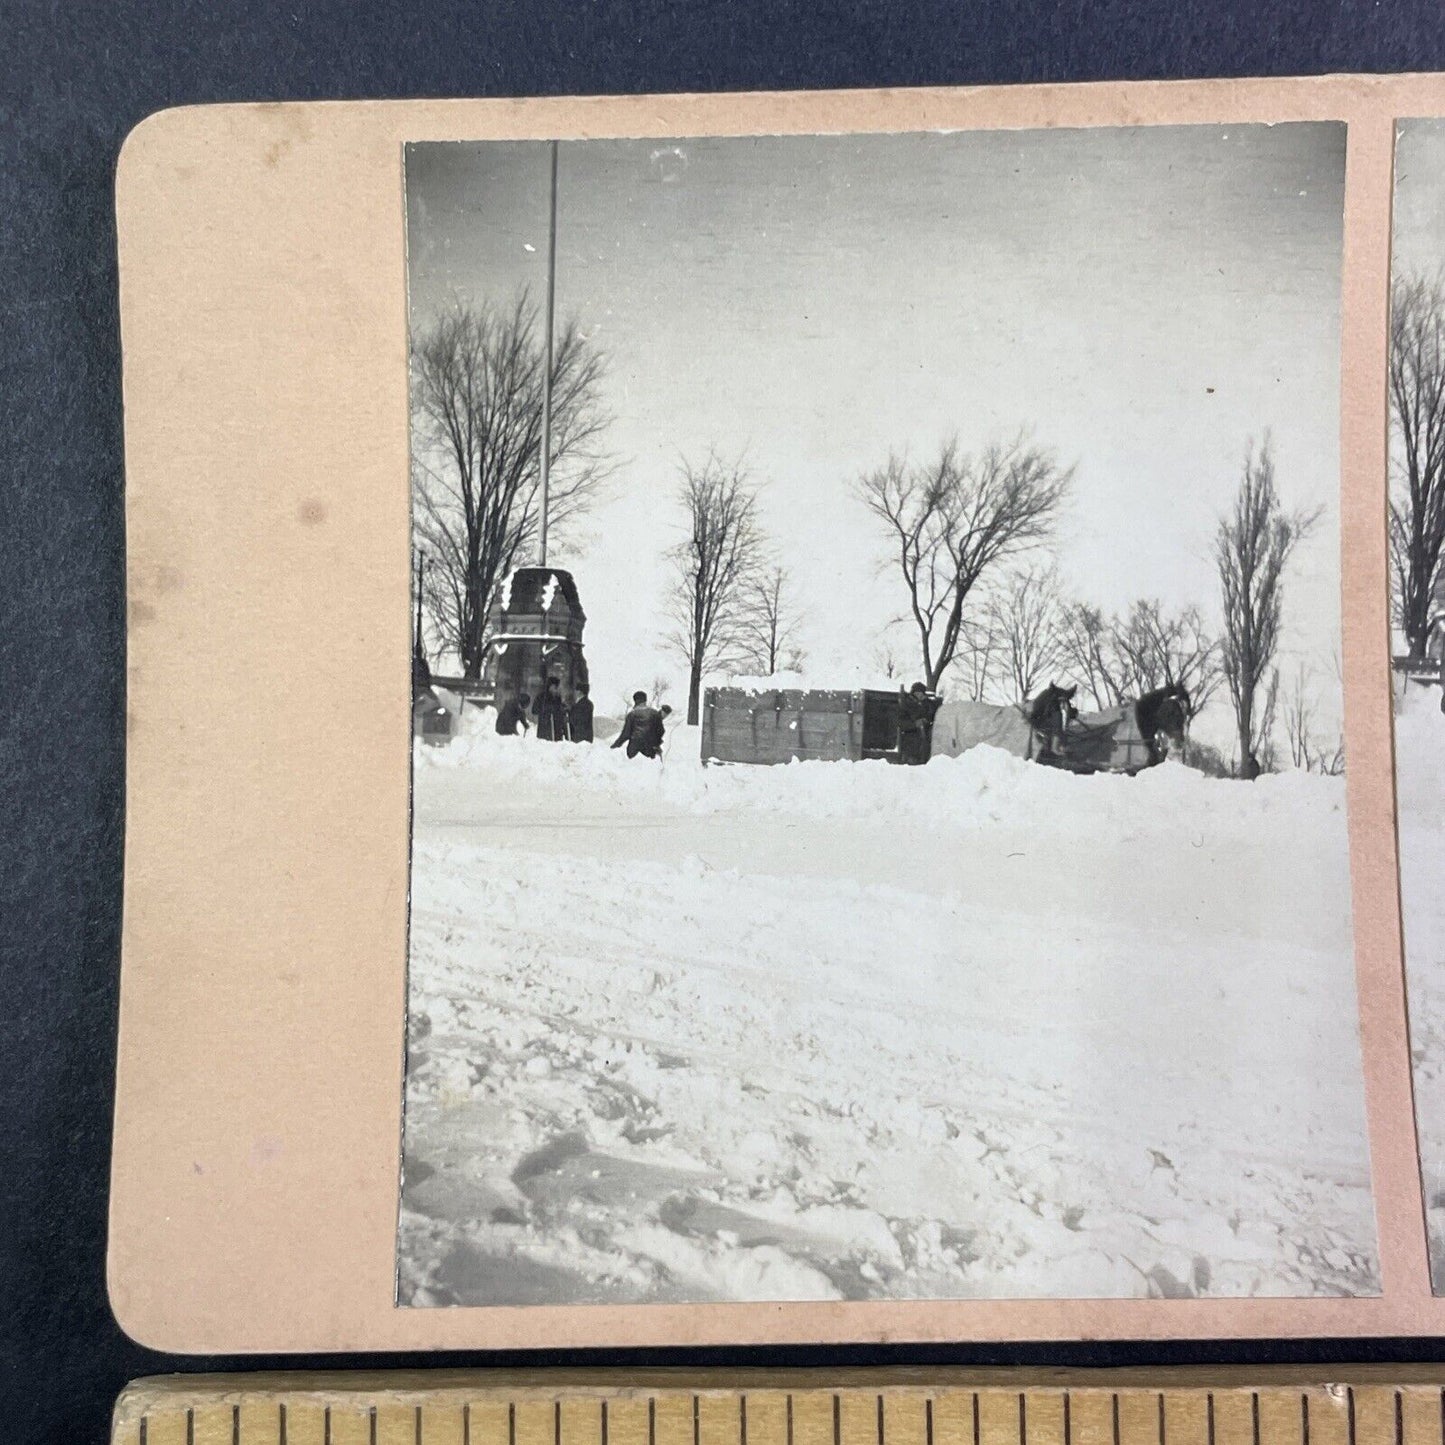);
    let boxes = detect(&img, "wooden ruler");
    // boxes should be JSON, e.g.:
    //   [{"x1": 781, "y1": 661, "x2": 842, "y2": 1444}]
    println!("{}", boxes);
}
[{"x1": 112, "y1": 1371, "x2": 1445, "y2": 1445}]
